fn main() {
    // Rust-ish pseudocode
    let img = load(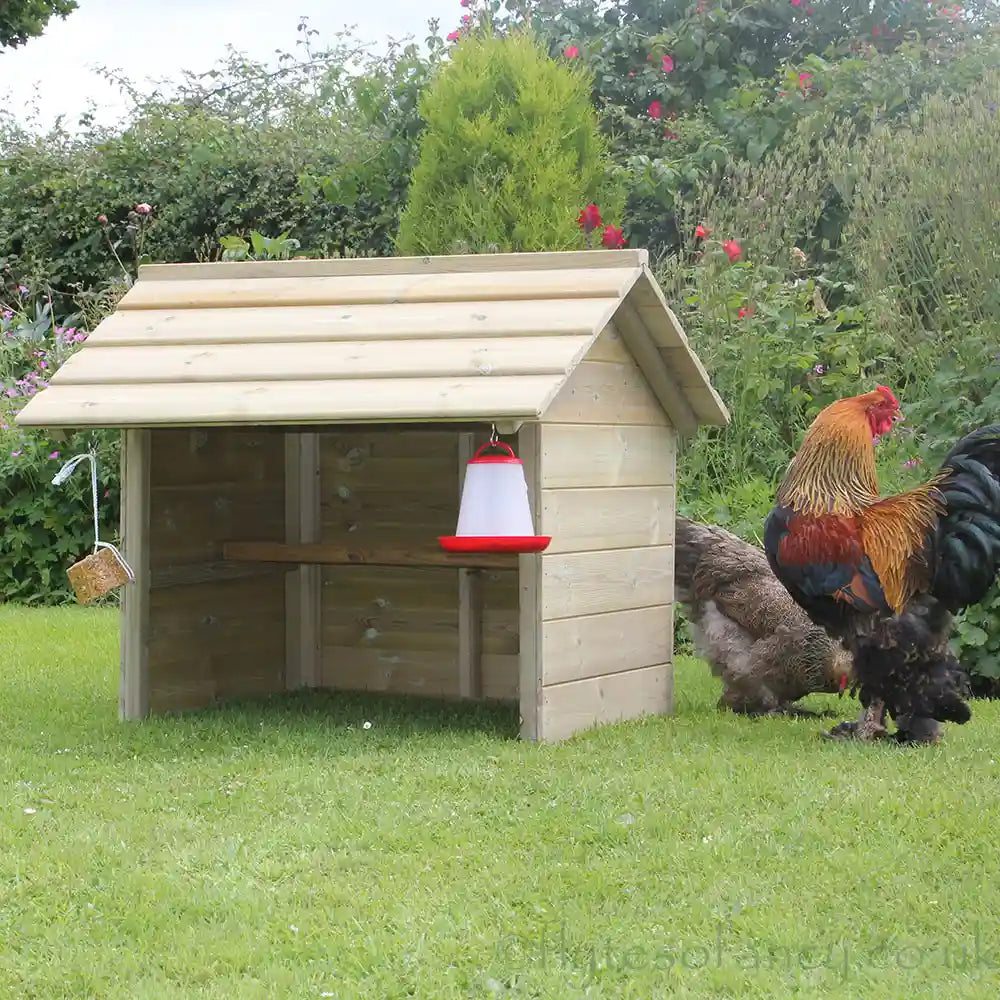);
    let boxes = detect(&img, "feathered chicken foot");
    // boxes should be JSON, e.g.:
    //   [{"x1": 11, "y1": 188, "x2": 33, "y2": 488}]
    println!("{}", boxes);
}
[
  {"x1": 891, "y1": 715, "x2": 943, "y2": 745},
  {"x1": 822, "y1": 699, "x2": 888, "y2": 741}
]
